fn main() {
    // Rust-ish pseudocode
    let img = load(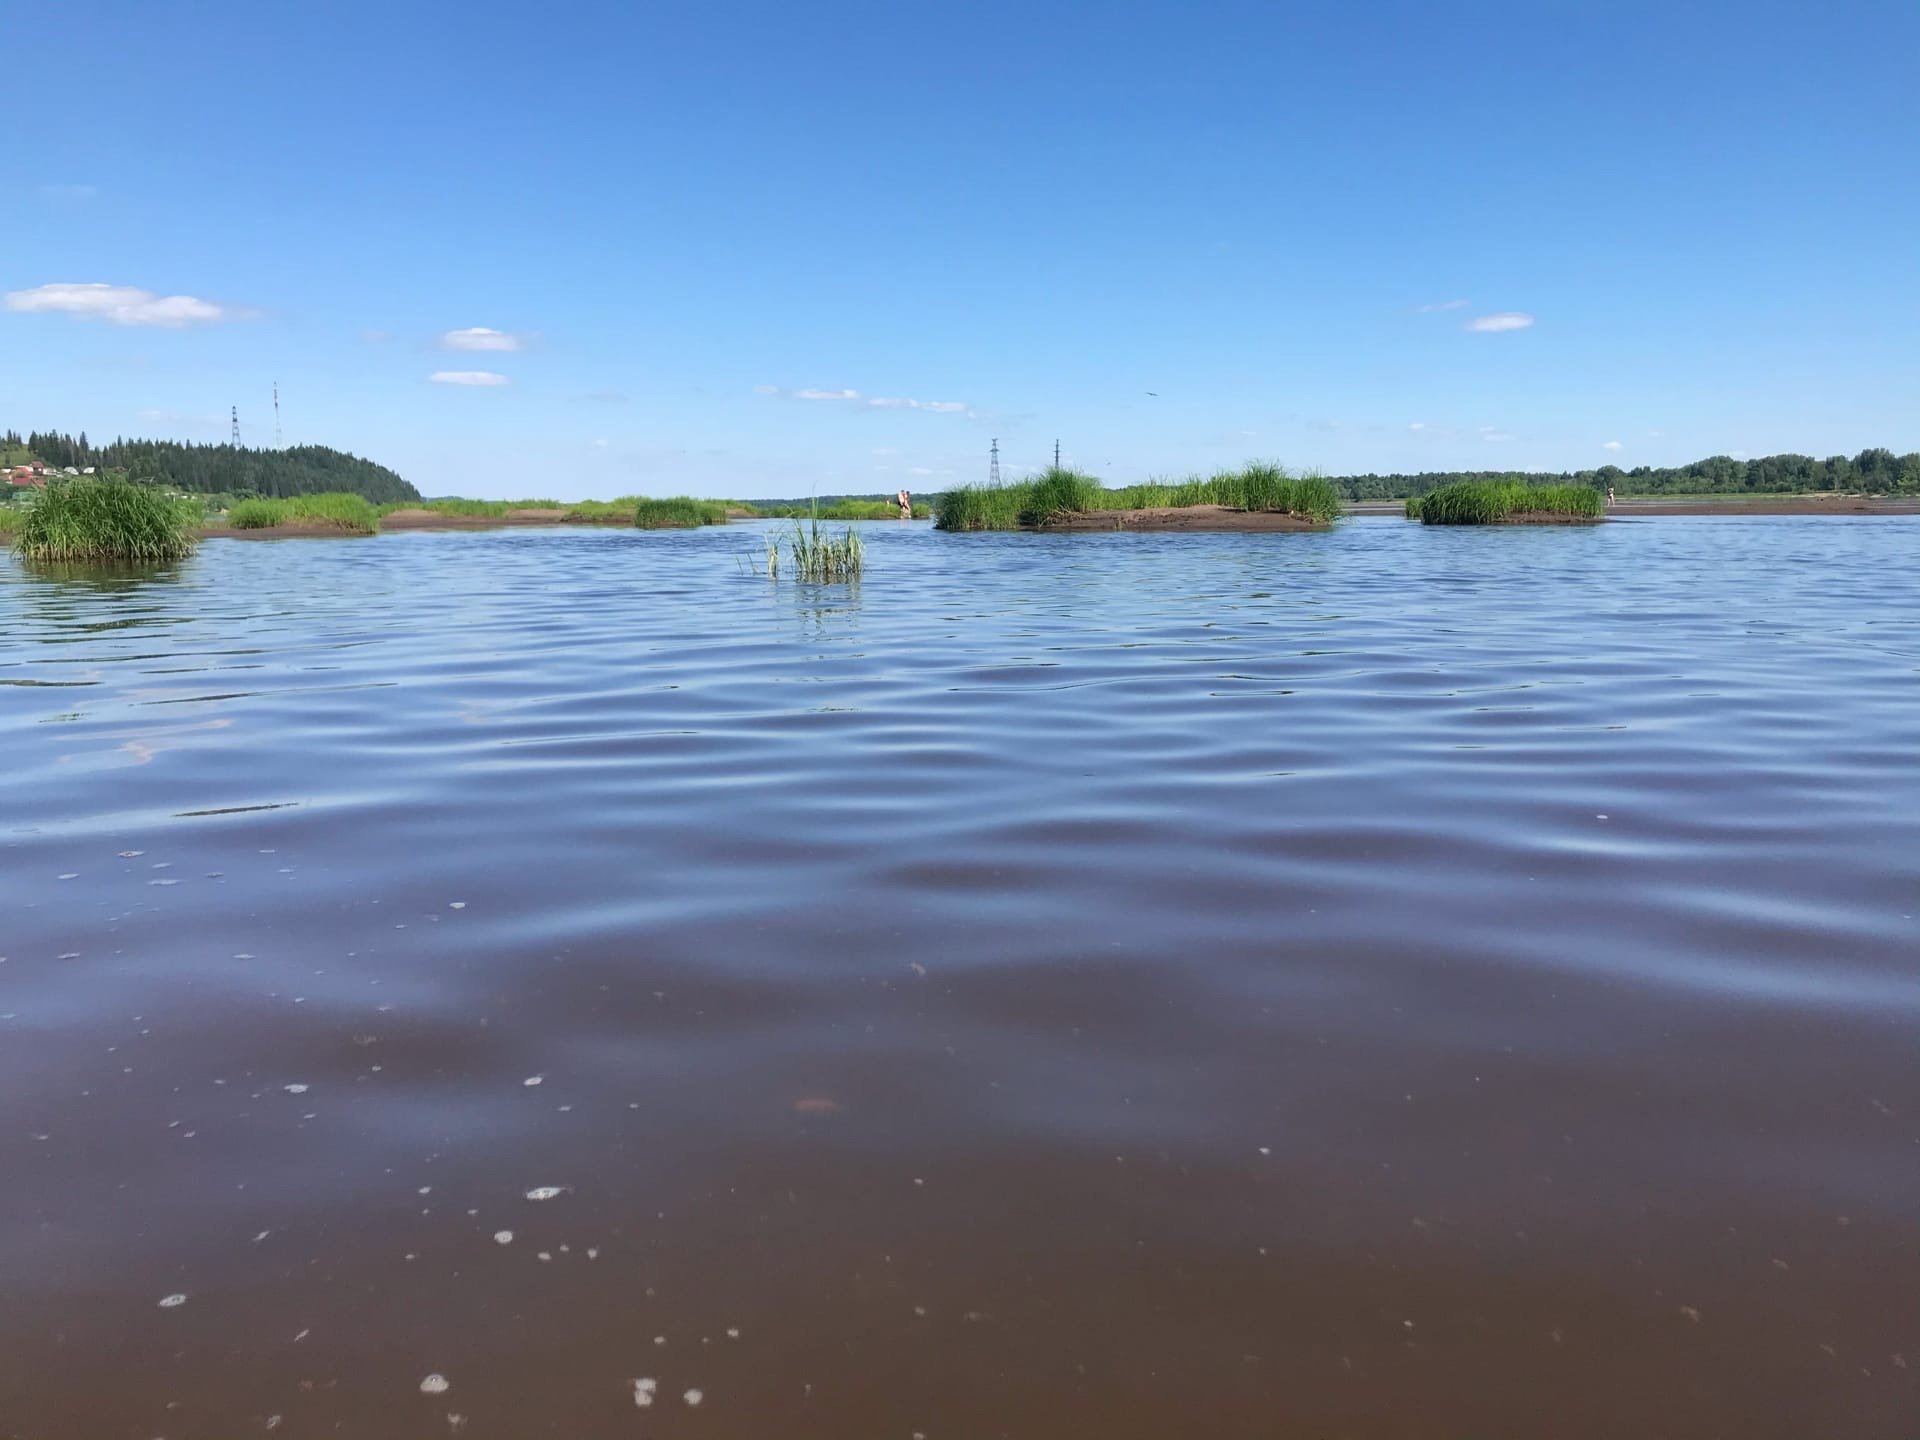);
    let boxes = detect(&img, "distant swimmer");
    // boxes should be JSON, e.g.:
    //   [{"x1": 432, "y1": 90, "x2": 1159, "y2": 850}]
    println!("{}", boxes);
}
[{"x1": 897, "y1": 487, "x2": 912, "y2": 519}]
